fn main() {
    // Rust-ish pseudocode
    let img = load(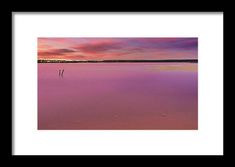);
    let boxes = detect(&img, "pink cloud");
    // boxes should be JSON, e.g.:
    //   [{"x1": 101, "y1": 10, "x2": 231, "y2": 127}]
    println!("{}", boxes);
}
[{"x1": 38, "y1": 38, "x2": 198, "y2": 60}]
